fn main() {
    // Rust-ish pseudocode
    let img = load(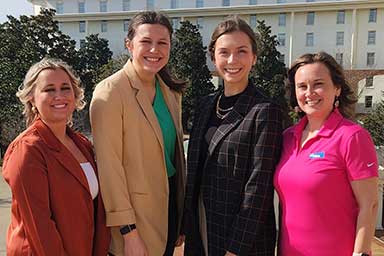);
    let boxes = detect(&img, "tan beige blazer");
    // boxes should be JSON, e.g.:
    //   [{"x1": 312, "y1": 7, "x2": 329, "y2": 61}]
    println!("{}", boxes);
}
[{"x1": 90, "y1": 60, "x2": 185, "y2": 256}]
